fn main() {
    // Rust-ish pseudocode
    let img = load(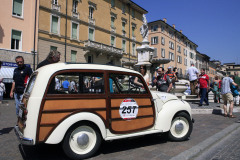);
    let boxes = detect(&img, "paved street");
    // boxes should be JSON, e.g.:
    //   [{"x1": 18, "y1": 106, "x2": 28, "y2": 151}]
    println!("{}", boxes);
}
[{"x1": 1, "y1": 100, "x2": 240, "y2": 160}]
